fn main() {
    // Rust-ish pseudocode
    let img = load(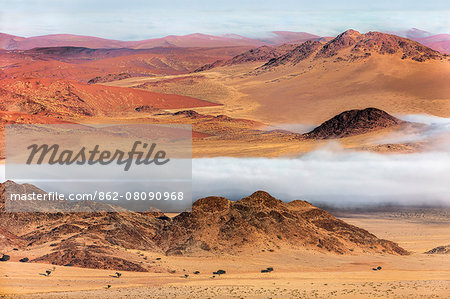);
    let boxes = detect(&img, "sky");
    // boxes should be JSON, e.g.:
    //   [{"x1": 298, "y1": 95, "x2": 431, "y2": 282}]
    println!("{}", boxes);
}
[{"x1": 1, "y1": 0, "x2": 449, "y2": 40}]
